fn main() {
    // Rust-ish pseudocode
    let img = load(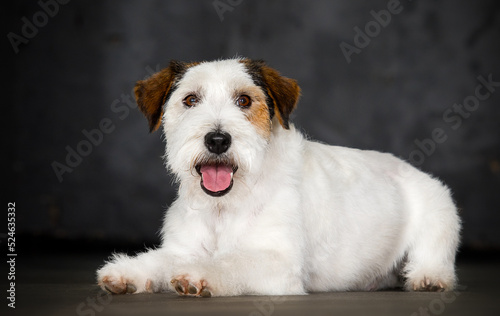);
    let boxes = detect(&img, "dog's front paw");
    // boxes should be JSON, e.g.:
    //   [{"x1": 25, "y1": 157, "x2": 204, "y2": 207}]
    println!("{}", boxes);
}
[
  {"x1": 99, "y1": 275, "x2": 140, "y2": 294},
  {"x1": 97, "y1": 259, "x2": 157, "y2": 294},
  {"x1": 98, "y1": 274, "x2": 157, "y2": 294},
  {"x1": 171, "y1": 275, "x2": 212, "y2": 298}
]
